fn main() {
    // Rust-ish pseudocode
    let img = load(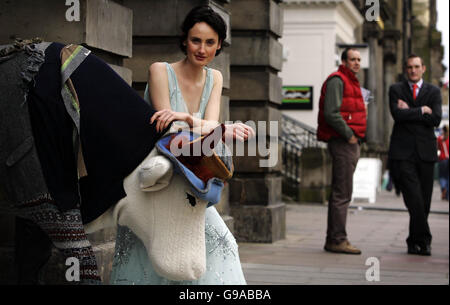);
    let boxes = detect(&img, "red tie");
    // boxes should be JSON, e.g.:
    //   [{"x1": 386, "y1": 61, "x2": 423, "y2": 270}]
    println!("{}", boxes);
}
[{"x1": 413, "y1": 83, "x2": 418, "y2": 100}]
